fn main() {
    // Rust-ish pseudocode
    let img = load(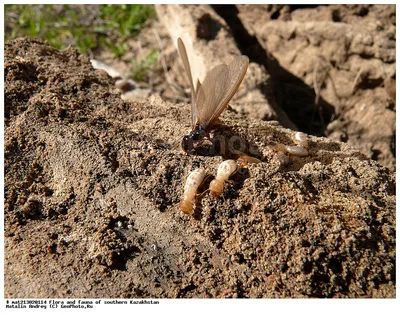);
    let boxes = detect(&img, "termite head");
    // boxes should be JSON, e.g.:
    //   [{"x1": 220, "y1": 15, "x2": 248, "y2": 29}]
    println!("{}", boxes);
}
[
  {"x1": 210, "y1": 160, "x2": 238, "y2": 197},
  {"x1": 181, "y1": 135, "x2": 194, "y2": 154},
  {"x1": 181, "y1": 128, "x2": 207, "y2": 154},
  {"x1": 210, "y1": 179, "x2": 224, "y2": 197},
  {"x1": 237, "y1": 155, "x2": 262, "y2": 166},
  {"x1": 179, "y1": 200, "x2": 193, "y2": 215}
]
